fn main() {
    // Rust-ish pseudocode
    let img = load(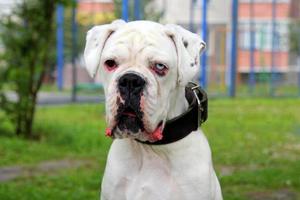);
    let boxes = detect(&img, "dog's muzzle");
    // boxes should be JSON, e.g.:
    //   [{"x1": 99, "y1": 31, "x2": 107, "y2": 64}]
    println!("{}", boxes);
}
[
  {"x1": 118, "y1": 73, "x2": 146, "y2": 98},
  {"x1": 115, "y1": 73, "x2": 146, "y2": 134}
]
